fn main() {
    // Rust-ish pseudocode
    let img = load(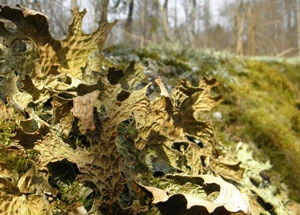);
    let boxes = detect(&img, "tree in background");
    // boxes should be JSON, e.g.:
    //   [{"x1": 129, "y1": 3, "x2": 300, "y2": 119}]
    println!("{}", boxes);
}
[
  {"x1": 297, "y1": 0, "x2": 300, "y2": 55},
  {"x1": 0, "y1": 0, "x2": 300, "y2": 56},
  {"x1": 162, "y1": 0, "x2": 171, "y2": 41},
  {"x1": 233, "y1": 0, "x2": 246, "y2": 55}
]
